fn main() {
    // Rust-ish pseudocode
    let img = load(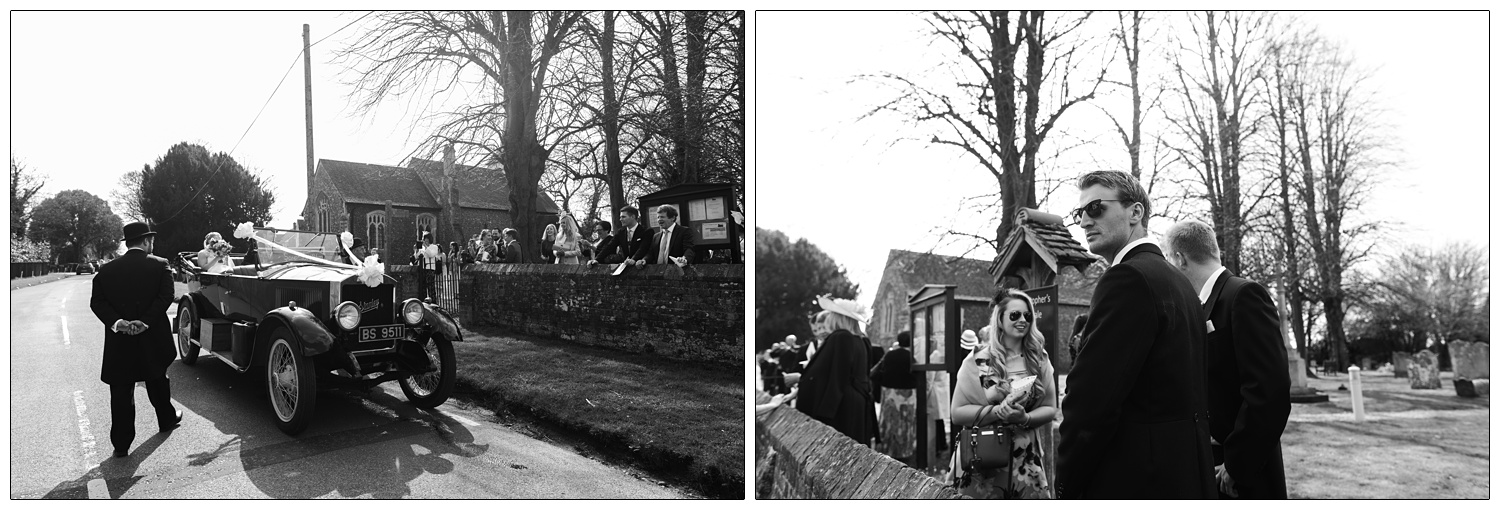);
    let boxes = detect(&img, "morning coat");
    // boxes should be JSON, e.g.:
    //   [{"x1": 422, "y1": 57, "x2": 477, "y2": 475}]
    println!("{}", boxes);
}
[
  {"x1": 1203, "y1": 271, "x2": 1291, "y2": 499},
  {"x1": 90, "y1": 249, "x2": 178, "y2": 385},
  {"x1": 1056, "y1": 243, "x2": 1216, "y2": 499}
]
